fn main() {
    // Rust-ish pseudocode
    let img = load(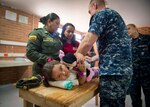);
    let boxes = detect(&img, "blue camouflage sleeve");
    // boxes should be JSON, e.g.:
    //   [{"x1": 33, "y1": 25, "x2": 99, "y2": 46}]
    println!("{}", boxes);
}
[{"x1": 88, "y1": 11, "x2": 108, "y2": 37}]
